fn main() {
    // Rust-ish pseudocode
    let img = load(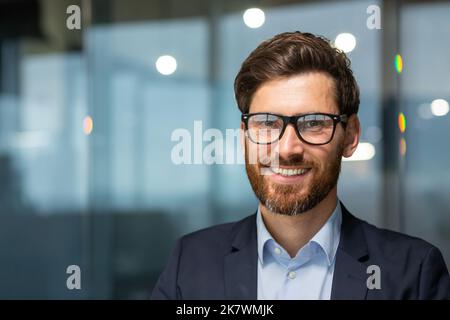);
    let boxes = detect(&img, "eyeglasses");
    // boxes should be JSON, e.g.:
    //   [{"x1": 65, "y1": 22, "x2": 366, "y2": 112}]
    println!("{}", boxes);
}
[{"x1": 241, "y1": 112, "x2": 348, "y2": 145}]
